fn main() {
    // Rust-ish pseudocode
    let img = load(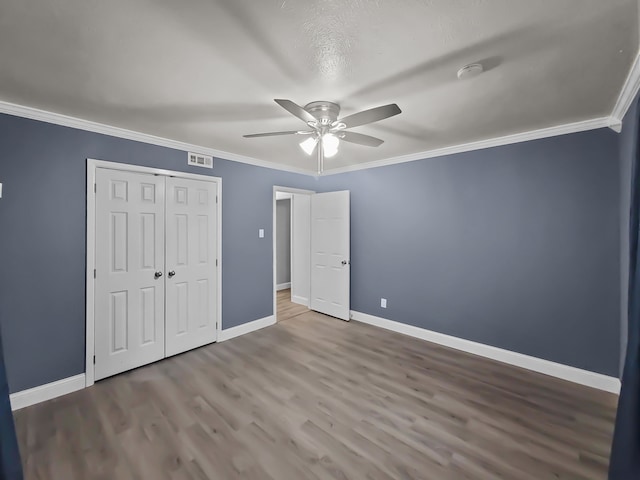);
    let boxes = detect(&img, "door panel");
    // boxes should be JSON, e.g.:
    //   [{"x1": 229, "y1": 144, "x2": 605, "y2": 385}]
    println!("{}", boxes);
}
[
  {"x1": 95, "y1": 169, "x2": 166, "y2": 380},
  {"x1": 310, "y1": 191, "x2": 350, "y2": 320},
  {"x1": 165, "y1": 178, "x2": 218, "y2": 356}
]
